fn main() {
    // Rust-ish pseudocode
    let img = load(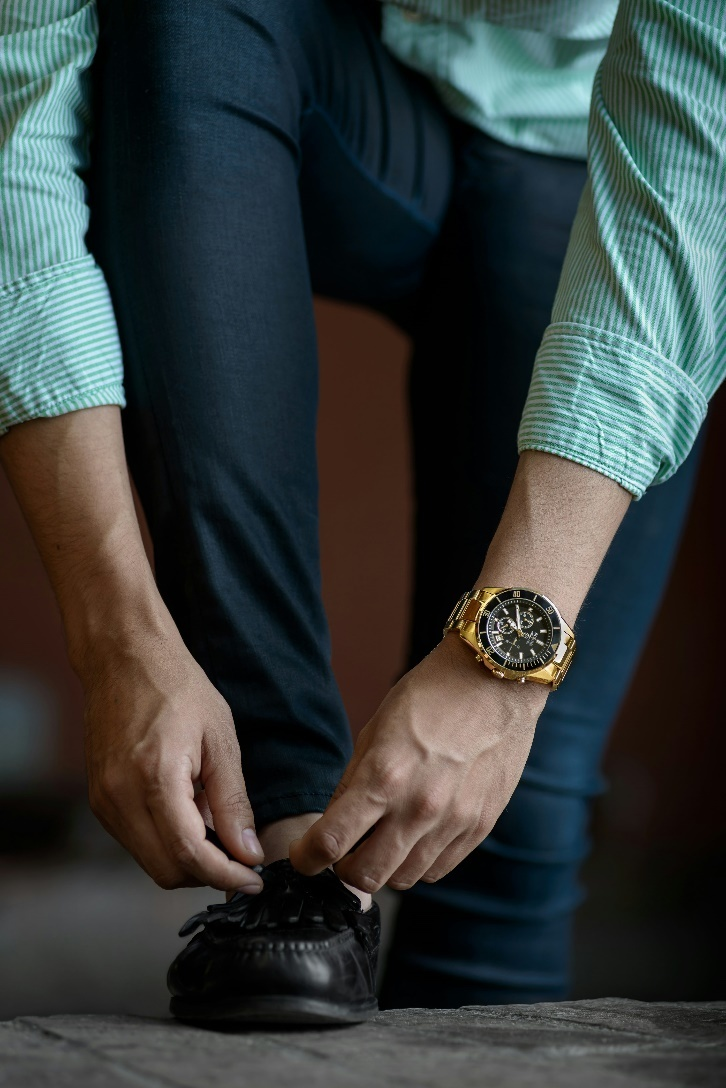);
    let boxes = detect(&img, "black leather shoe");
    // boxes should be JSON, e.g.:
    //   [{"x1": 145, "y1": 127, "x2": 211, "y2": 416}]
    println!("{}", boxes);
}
[{"x1": 168, "y1": 859, "x2": 380, "y2": 1025}]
